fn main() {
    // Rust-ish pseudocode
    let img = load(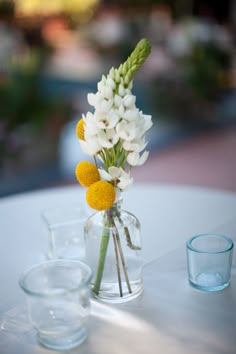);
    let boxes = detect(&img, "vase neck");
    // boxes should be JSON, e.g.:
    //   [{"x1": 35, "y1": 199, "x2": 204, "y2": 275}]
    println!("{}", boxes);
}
[
  {"x1": 102, "y1": 196, "x2": 123, "y2": 220},
  {"x1": 111, "y1": 196, "x2": 123, "y2": 212}
]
